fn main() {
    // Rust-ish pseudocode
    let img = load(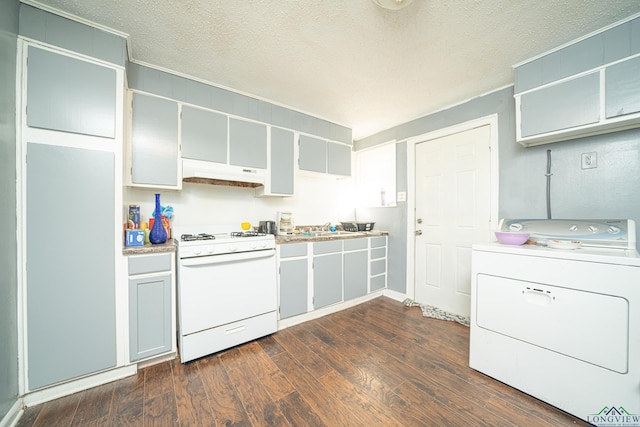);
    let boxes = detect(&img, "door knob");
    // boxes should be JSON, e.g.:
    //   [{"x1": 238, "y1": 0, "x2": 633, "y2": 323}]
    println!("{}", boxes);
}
[{"x1": 415, "y1": 230, "x2": 423, "y2": 236}]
